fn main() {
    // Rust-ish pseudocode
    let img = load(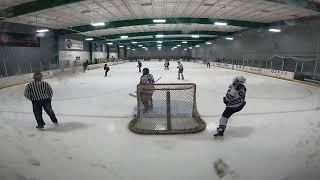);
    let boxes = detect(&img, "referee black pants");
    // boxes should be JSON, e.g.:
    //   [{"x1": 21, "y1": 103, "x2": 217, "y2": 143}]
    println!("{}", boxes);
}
[{"x1": 32, "y1": 99, "x2": 58, "y2": 126}]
